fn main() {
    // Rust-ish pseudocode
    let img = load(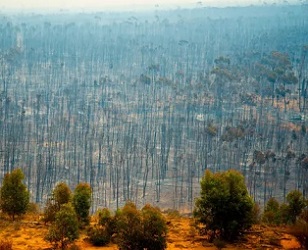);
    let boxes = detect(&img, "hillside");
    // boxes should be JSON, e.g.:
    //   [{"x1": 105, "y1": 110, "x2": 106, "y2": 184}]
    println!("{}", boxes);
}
[{"x1": 0, "y1": 5, "x2": 308, "y2": 212}]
